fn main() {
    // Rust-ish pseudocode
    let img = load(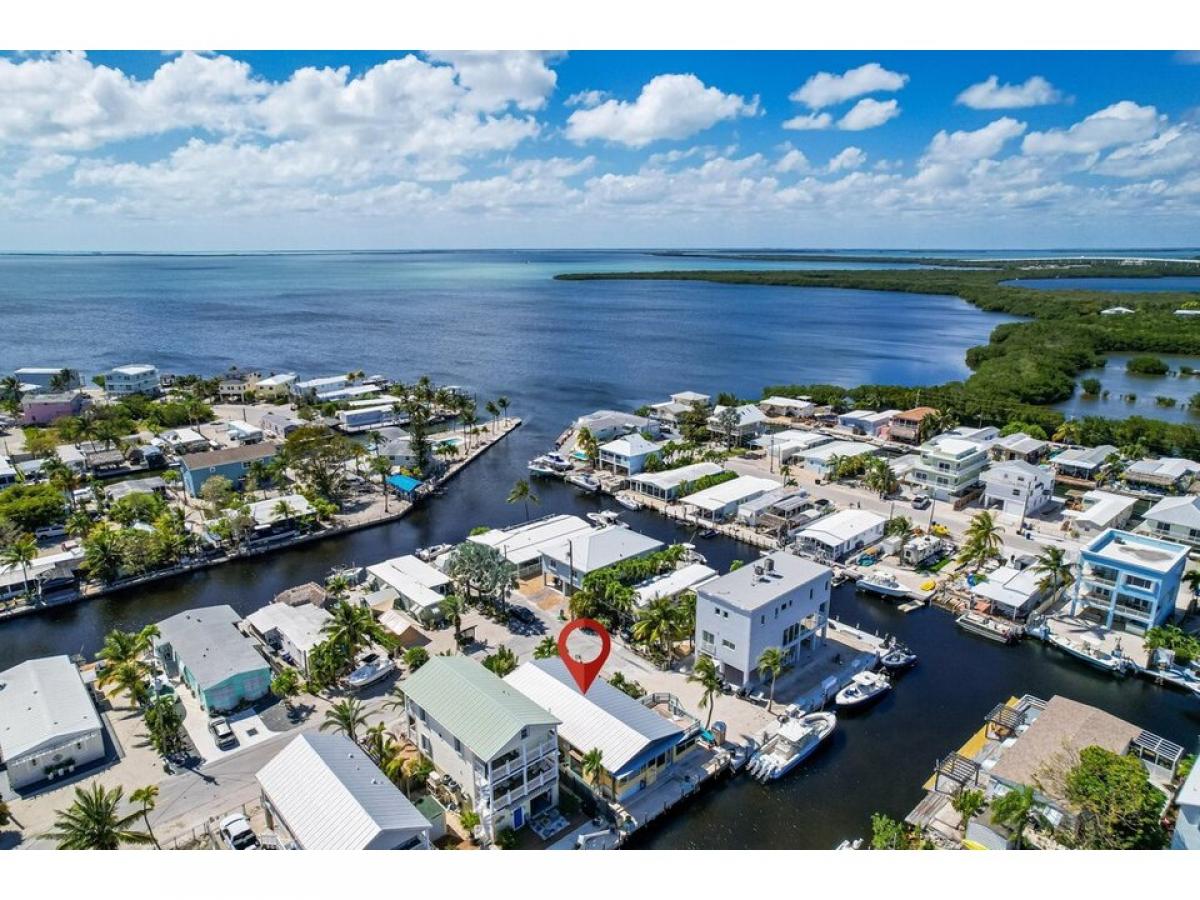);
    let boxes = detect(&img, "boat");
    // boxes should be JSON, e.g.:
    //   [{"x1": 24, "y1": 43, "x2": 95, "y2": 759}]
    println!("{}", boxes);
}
[
  {"x1": 615, "y1": 494, "x2": 641, "y2": 511},
  {"x1": 834, "y1": 671, "x2": 891, "y2": 709},
  {"x1": 680, "y1": 543, "x2": 707, "y2": 565},
  {"x1": 697, "y1": 528, "x2": 718, "y2": 539},
  {"x1": 878, "y1": 641, "x2": 918, "y2": 672},
  {"x1": 544, "y1": 452, "x2": 572, "y2": 472},
  {"x1": 745, "y1": 711, "x2": 837, "y2": 781},
  {"x1": 856, "y1": 571, "x2": 908, "y2": 598},
  {"x1": 587, "y1": 510, "x2": 625, "y2": 528},
  {"x1": 566, "y1": 473, "x2": 600, "y2": 493},
  {"x1": 346, "y1": 653, "x2": 396, "y2": 690},
  {"x1": 1147, "y1": 665, "x2": 1200, "y2": 696},
  {"x1": 1044, "y1": 632, "x2": 1129, "y2": 675},
  {"x1": 527, "y1": 456, "x2": 559, "y2": 477},
  {"x1": 955, "y1": 611, "x2": 1022, "y2": 644},
  {"x1": 415, "y1": 543, "x2": 451, "y2": 562}
]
